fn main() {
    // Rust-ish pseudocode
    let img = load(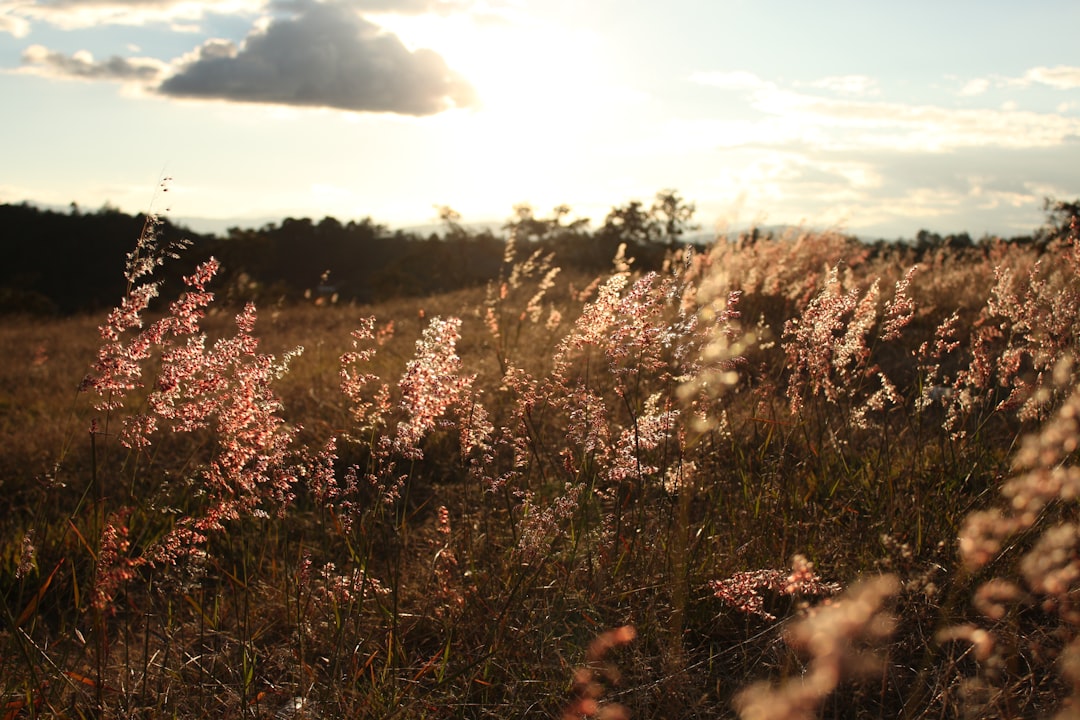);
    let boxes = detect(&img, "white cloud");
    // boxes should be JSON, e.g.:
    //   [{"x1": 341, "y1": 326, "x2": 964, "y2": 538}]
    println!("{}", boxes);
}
[
  {"x1": 958, "y1": 77, "x2": 990, "y2": 96},
  {"x1": 3, "y1": 0, "x2": 500, "y2": 30},
  {"x1": 0, "y1": 7, "x2": 30, "y2": 36},
  {"x1": 685, "y1": 67, "x2": 1080, "y2": 236},
  {"x1": 946, "y1": 66, "x2": 1080, "y2": 104},
  {"x1": 1024, "y1": 65, "x2": 1080, "y2": 90},
  {"x1": 350, "y1": 0, "x2": 481, "y2": 14},
  {"x1": 6, "y1": 0, "x2": 266, "y2": 30},
  {"x1": 744, "y1": 87, "x2": 1080, "y2": 152},
  {"x1": 693, "y1": 69, "x2": 1080, "y2": 154},
  {"x1": 962, "y1": 65, "x2": 1080, "y2": 94}
]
